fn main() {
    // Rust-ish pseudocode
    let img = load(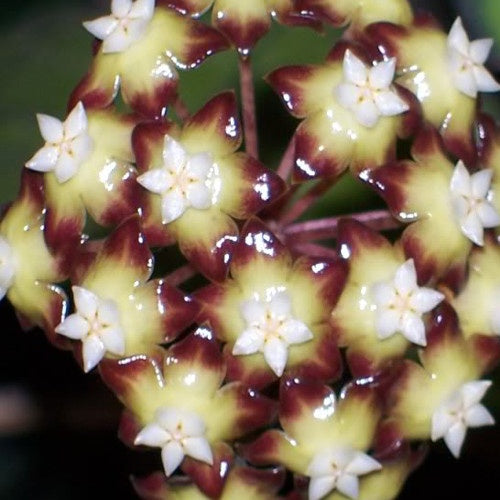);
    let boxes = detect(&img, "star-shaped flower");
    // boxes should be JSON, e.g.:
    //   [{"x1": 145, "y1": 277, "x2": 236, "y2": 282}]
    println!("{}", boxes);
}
[
  {"x1": 54, "y1": 216, "x2": 197, "y2": 369},
  {"x1": 137, "y1": 135, "x2": 216, "y2": 224},
  {"x1": 447, "y1": 17, "x2": 500, "y2": 98},
  {"x1": 378, "y1": 306, "x2": 500, "y2": 458},
  {"x1": 71, "y1": 1, "x2": 229, "y2": 118},
  {"x1": 307, "y1": 446, "x2": 381, "y2": 500},
  {"x1": 83, "y1": 0, "x2": 155, "y2": 54},
  {"x1": 449, "y1": 160, "x2": 500, "y2": 246},
  {"x1": 431, "y1": 380, "x2": 494, "y2": 458},
  {"x1": 233, "y1": 290, "x2": 314, "y2": 376},
  {"x1": 0, "y1": 236, "x2": 16, "y2": 300},
  {"x1": 365, "y1": 127, "x2": 494, "y2": 284},
  {"x1": 134, "y1": 92, "x2": 285, "y2": 281},
  {"x1": 25, "y1": 102, "x2": 93, "y2": 184},
  {"x1": 0, "y1": 171, "x2": 67, "y2": 347},
  {"x1": 336, "y1": 50, "x2": 409, "y2": 128},
  {"x1": 243, "y1": 378, "x2": 384, "y2": 499},
  {"x1": 55, "y1": 286, "x2": 125, "y2": 372},
  {"x1": 197, "y1": 218, "x2": 345, "y2": 388},
  {"x1": 135, "y1": 407, "x2": 213, "y2": 476},
  {"x1": 267, "y1": 44, "x2": 417, "y2": 181},
  {"x1": 100, "y1": 326, "x2": 276, "y2": 496},
  {"x1": 366, "y1": 17, "x2": 500, "y2": 164},
  {"x1": 331, "y1": 220, "x2": 436, "y2": 377},
  {"x1": 372, "y1": 259, "x2": 444, "y2": 346}
]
